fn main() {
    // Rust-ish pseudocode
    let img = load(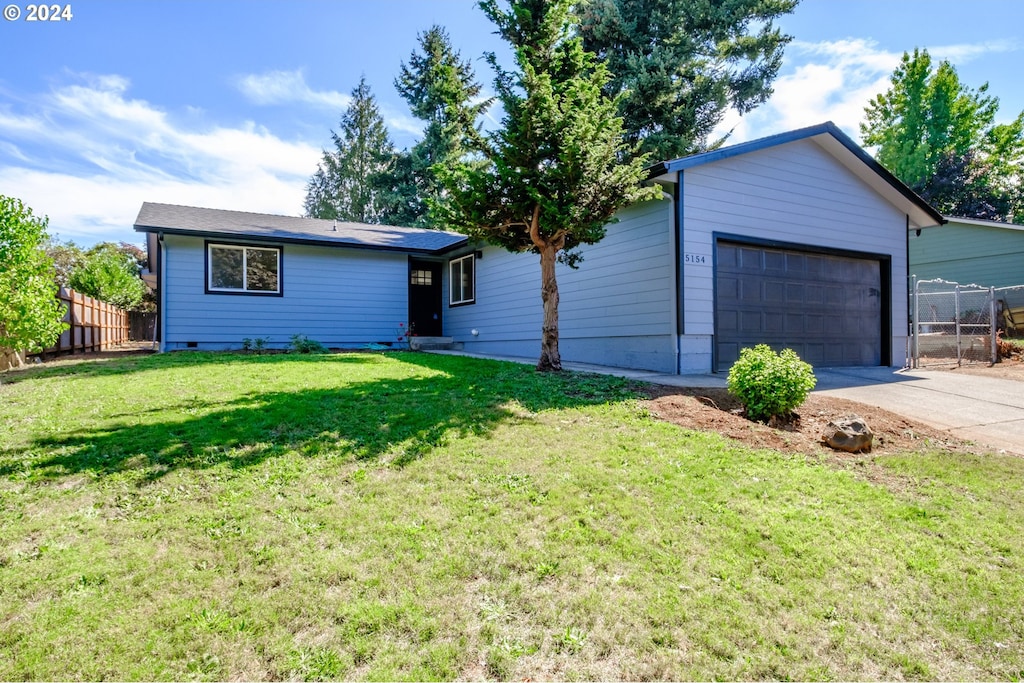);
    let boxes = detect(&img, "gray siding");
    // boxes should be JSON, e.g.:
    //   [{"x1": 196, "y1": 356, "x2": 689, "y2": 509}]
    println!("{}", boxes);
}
[
  {"x1": 681, "y1": 138, "x2": 909, "y2": 370},
  {"x1": 445, "y1": 199, "x2": 678, "y2": 371},
  {"x1": 162, "y1": 235, "x2": 409, "y2": 349},
  {"x1": 910, "y1": 220, "x2": 1024, "y2": 288}
]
